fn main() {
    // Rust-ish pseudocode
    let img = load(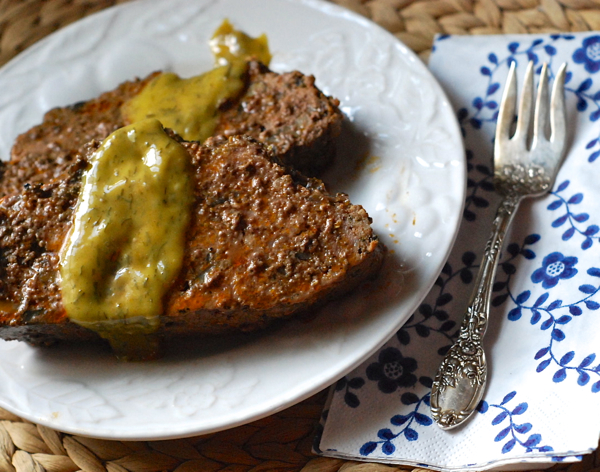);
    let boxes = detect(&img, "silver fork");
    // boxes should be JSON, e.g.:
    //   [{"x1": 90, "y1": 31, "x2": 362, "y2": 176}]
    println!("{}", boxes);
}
[{"x1": 430, "y1": 61, "x2": 568, "y2": 430}]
